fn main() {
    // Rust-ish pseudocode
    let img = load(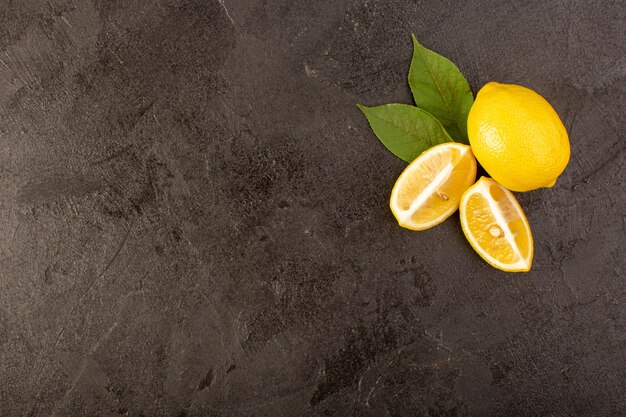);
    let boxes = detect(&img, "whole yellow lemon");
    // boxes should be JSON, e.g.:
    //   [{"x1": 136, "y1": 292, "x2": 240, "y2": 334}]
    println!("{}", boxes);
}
[{"x1": 467, "y1": 82, "x2": 570, "y2": 192}]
